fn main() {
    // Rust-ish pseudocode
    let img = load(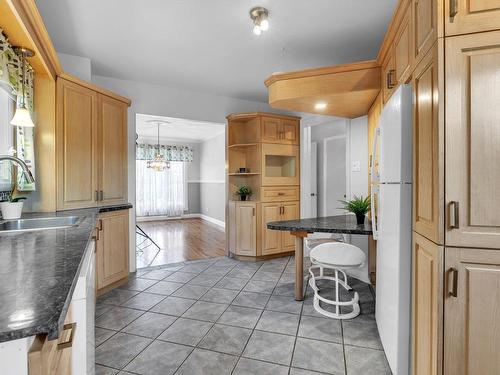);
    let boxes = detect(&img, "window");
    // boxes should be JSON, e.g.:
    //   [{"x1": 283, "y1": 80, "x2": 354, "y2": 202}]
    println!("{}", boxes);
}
[
  {"x1": 0, "y1": 87, "x2": 15, "y2": 191},
  {"x1": 136, "y1": 160, "x2": 188, "y2": 217}
]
